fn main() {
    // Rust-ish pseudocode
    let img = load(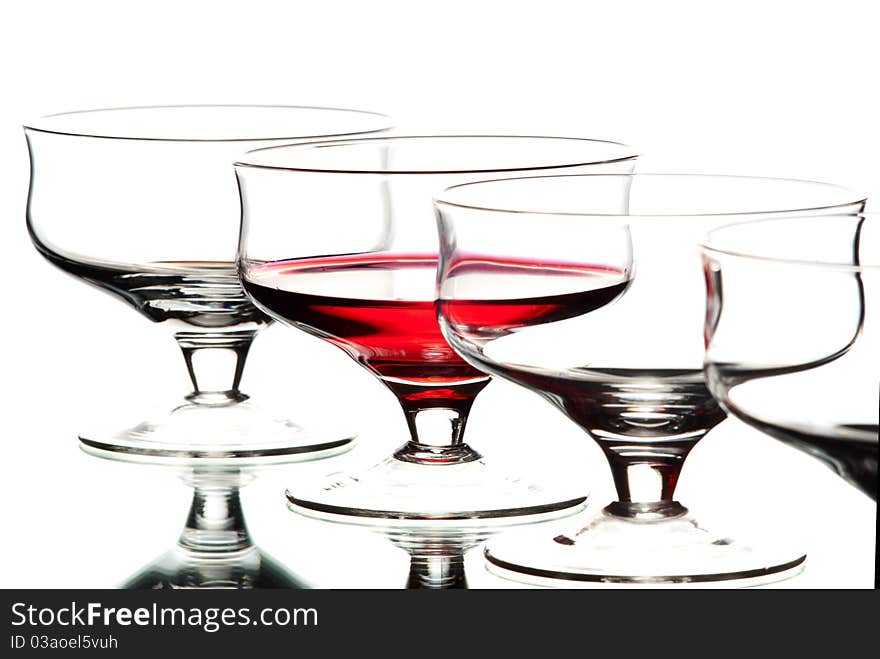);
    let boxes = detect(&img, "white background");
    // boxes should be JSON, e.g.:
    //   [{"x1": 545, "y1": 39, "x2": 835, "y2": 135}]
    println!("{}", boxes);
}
[{"x1": 0, "y1": 0, "x2": 875, "y2": 589}]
